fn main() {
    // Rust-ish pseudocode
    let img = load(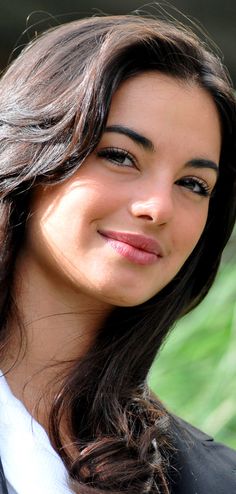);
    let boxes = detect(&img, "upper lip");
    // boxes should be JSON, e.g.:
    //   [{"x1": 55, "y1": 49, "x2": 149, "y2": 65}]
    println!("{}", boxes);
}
[{"x1": 98, "y1": 230, "x2": 164, "y2": 257}]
